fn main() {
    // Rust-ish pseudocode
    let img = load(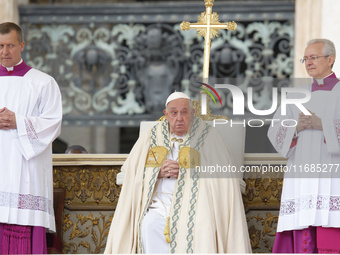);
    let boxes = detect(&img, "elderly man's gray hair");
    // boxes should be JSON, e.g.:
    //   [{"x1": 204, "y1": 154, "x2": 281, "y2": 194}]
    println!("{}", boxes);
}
[{"x1": 307, "y1": 38, "x2": 336, "y2": 65}]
